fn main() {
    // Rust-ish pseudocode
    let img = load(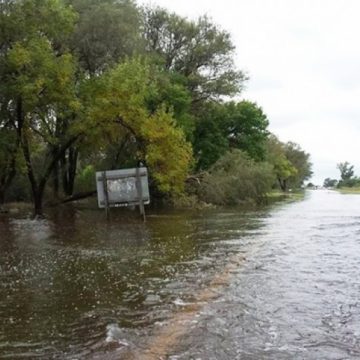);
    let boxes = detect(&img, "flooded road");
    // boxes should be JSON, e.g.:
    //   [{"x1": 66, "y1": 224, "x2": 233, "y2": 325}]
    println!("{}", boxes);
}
[{"x1": 1, "y1": 190, "x2": 360, "y2": 359}]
